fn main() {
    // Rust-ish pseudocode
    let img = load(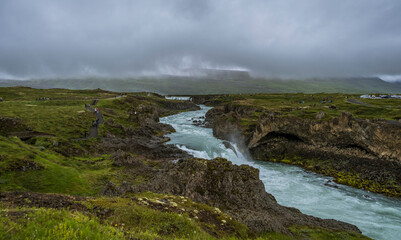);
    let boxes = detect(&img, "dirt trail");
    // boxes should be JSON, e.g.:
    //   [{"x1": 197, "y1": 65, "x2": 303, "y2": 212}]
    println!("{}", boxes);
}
[
  {"x1": 85, "y1": 99, "x2": 104, "y2": 138},
  {"x1": 347, "y1": 99, "x2": 373, "y2": 106},
  {"x1": 84, "y1": 100, "x2": 104, "y2": 138}
]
